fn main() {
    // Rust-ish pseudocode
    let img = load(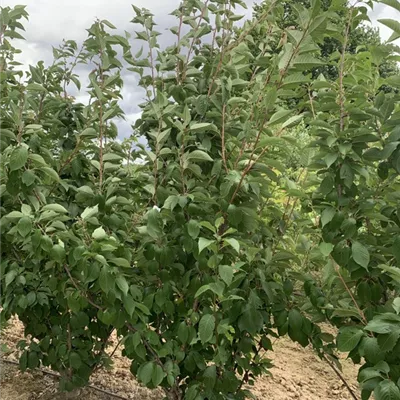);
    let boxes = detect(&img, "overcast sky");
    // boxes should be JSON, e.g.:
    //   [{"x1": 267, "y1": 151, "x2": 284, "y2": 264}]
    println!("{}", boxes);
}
[{"x1": 2, "y1": 0, "x2": 397, "y2": 139}]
